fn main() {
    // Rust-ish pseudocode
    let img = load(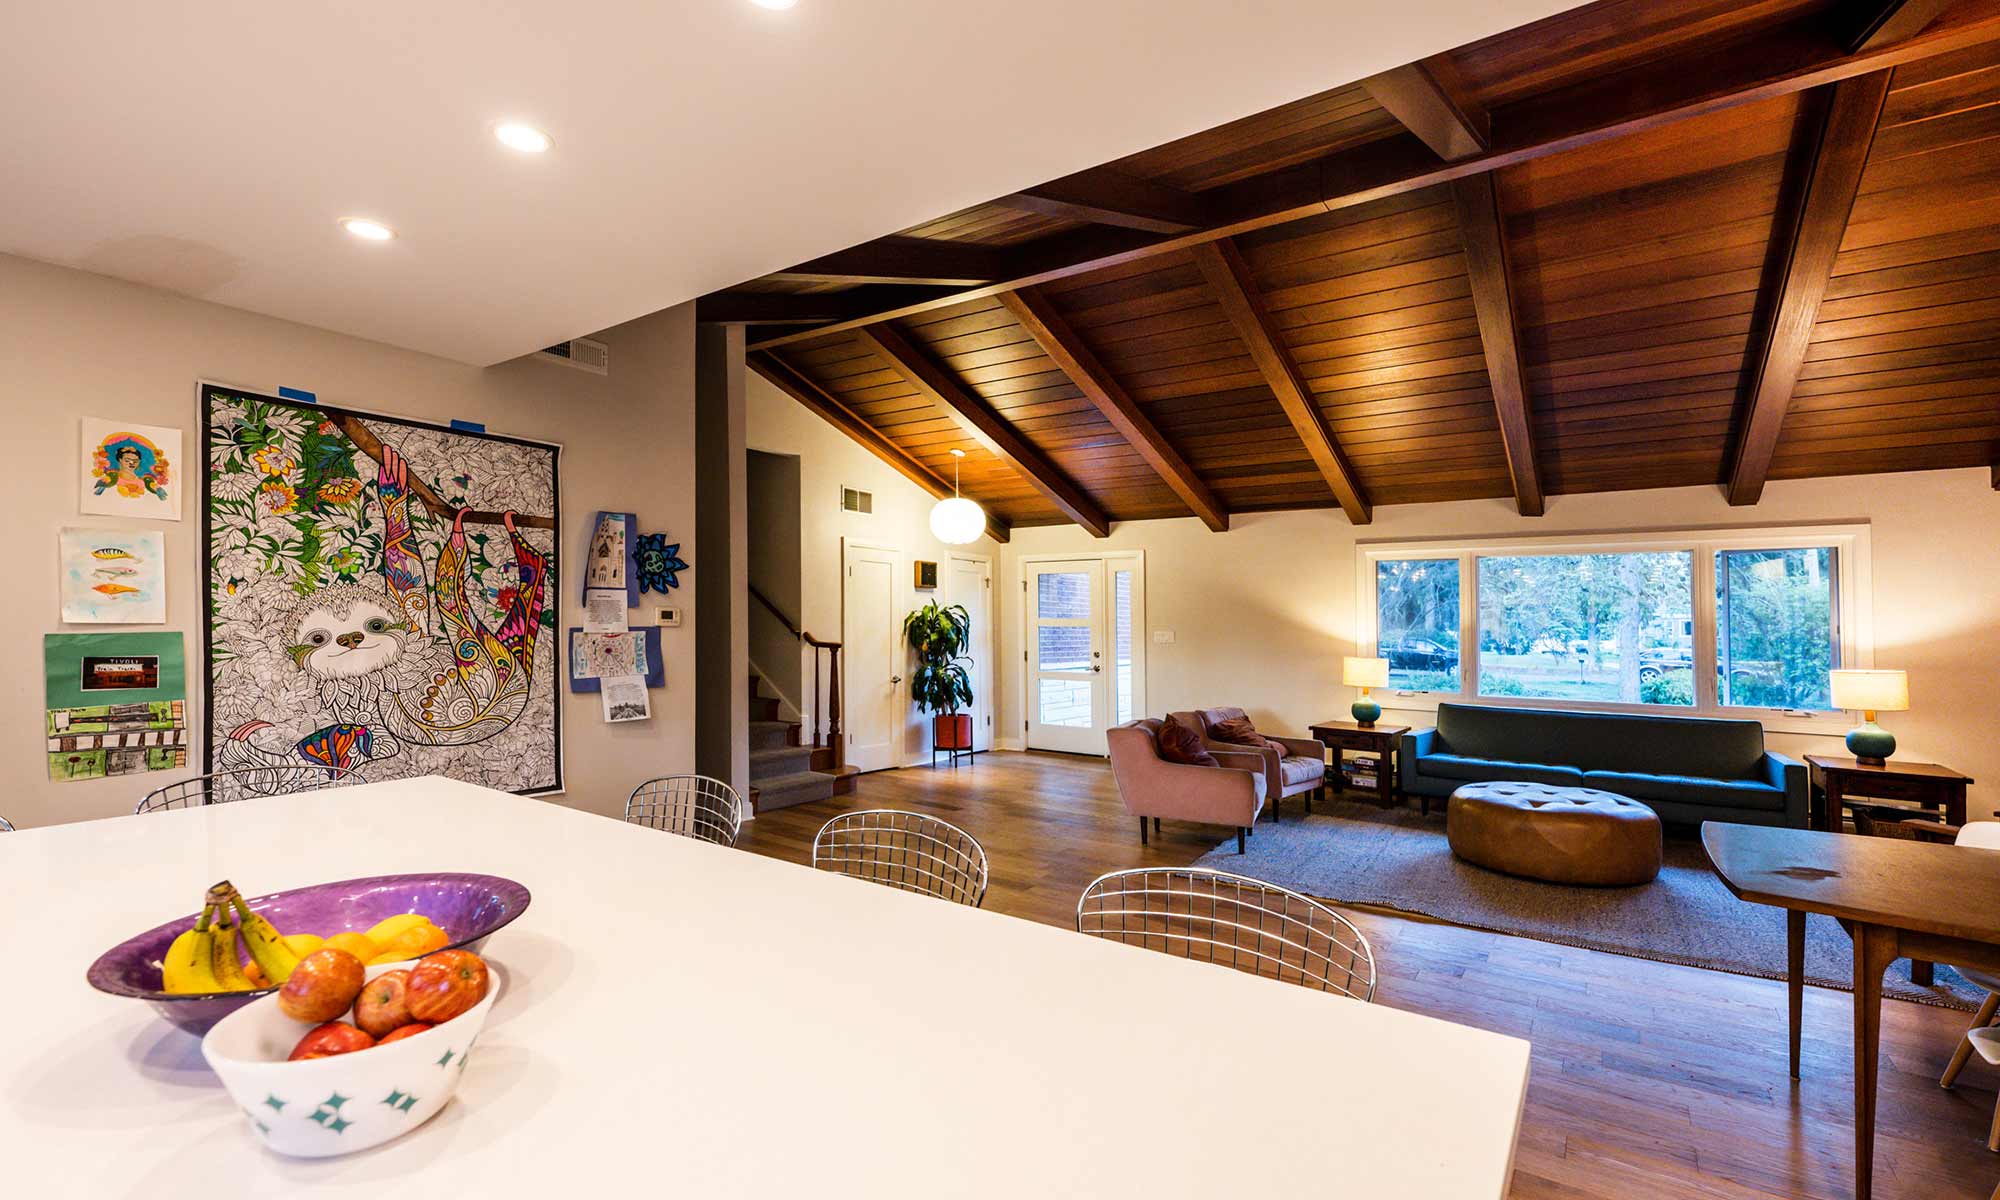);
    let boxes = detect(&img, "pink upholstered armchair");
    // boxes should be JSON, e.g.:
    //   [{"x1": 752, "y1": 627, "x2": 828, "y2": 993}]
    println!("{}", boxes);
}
[
  {"x1": 1169, "y1": 707, "x2": 1327, "y2": 822},
  {"x1": 1105, "y1": 719, "x2": 1267, "y2": 854}
]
